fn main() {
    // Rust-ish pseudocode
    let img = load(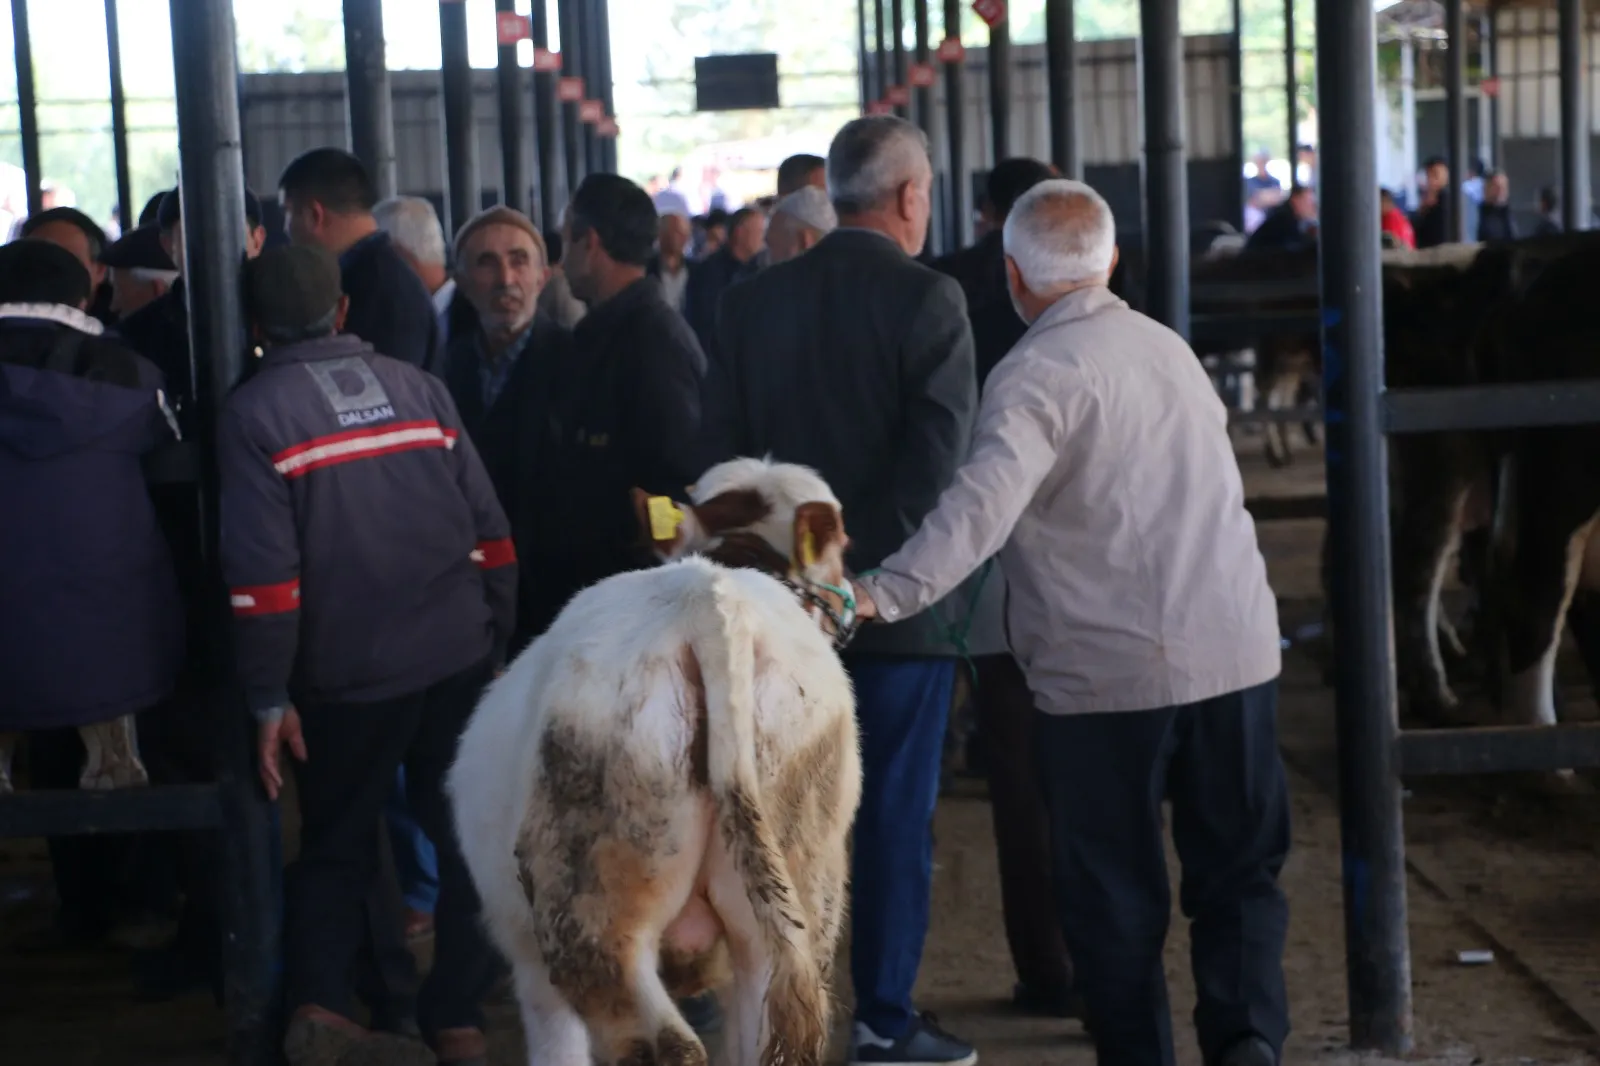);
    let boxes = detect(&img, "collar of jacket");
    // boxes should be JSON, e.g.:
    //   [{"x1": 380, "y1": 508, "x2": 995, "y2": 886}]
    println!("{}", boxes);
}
[
  {"x1": 1028, "y1": 284, "x2": 1126, "y2": 333},
  {"x1": 573, "y1": 275, "x2": 661, "y2": 338},
  {"x1": 259, "y1": 332, "x2": 376, "y2": 368},
  {"x1": 0, "y1": 302, "x2": 106, "y2": 336},
  {"x1": 822, "y1": 227, "x2": 905, "y2": 255},
  {"x1": 338, "y1": 229, "x2": 391, "y2": 269}
]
